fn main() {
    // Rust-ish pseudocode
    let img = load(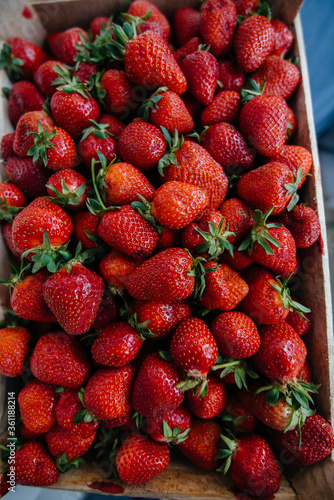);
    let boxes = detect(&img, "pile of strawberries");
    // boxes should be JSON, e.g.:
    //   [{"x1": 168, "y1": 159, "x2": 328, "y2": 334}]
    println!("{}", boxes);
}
[{"x1": 0, "y1": 0, "x2": 334, "y2": 497}]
